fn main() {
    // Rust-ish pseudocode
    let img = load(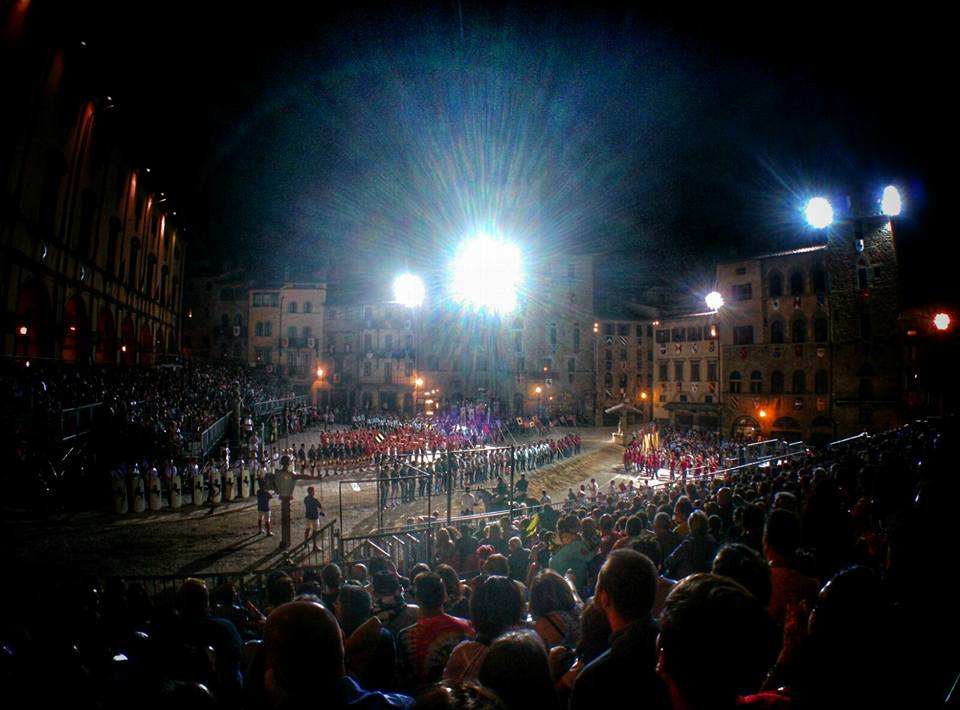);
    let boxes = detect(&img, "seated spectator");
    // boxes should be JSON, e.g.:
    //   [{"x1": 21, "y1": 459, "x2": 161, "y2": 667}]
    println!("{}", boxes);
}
[
  {"x1": 478, "y1": 631, "x2": 560, "y2": 710},
  {"x1": 653, "y1": 512, "x2": 682, "y2": 561},
  {"x1": 444, "y1": 576, "x2": 524, "y2": 683},
  {"x1": 711, "y1": 543, "x2": 773, "y2": 609},
  {"x1": 664, "y1": 511, "x2": 719, "y2": 581},
  {"x1": 336, "y1": 584, "x2": 396, "y2": 692},
  {"x1": 321, "y1": 563, "x2": 344, "y2": 609},
  {"x1": 624, "y1": 531, "x2": 676, "y2": 618},
  {"x1": 372, "y1": 571, "x2": 419, "y2": 636},
  {"x1": 529, "y1": 570, "x2": 581, "y2": 651},
  {"x1": 396, "y1": 572, "x2": 474, "y2": 691},
  {"x1": 507, "y1": 537, "x2": 530, "y2": 582},
  {"x1": 569, "y1": 550, "x2": 669, "y2": 710},
  {"x1": 263, "y1": 600, "x2": 413, "y2": 709},
  {"x1": 552, "y1": 602, "x2": 611, "y2": 703},
  {"x1": 547, "y1": 515, "x2": 593, "y2": 597},
  {"x1": 436, "y1": 564, "x2": 470, "y2": 620},
  {"x1": 764, "y1": 508, "x2": 819, "y2": 629},
  {"x1": 657, "y1": 574, "x2": 782, "y2": 709},
  {"x1": 411, "y1": 681, "x2": 505, "y2": 710}
]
